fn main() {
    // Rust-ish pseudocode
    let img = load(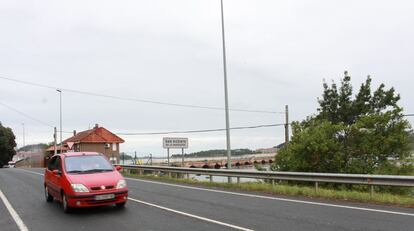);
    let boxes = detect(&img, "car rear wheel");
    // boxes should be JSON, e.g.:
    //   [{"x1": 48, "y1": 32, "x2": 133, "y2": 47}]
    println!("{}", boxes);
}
[
  {"x1": 44, "y1": 186, "x2": 53, "y2": 202},
  {"x1": 62, "y1": 193, "x2": 72, "y2": 213}
]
